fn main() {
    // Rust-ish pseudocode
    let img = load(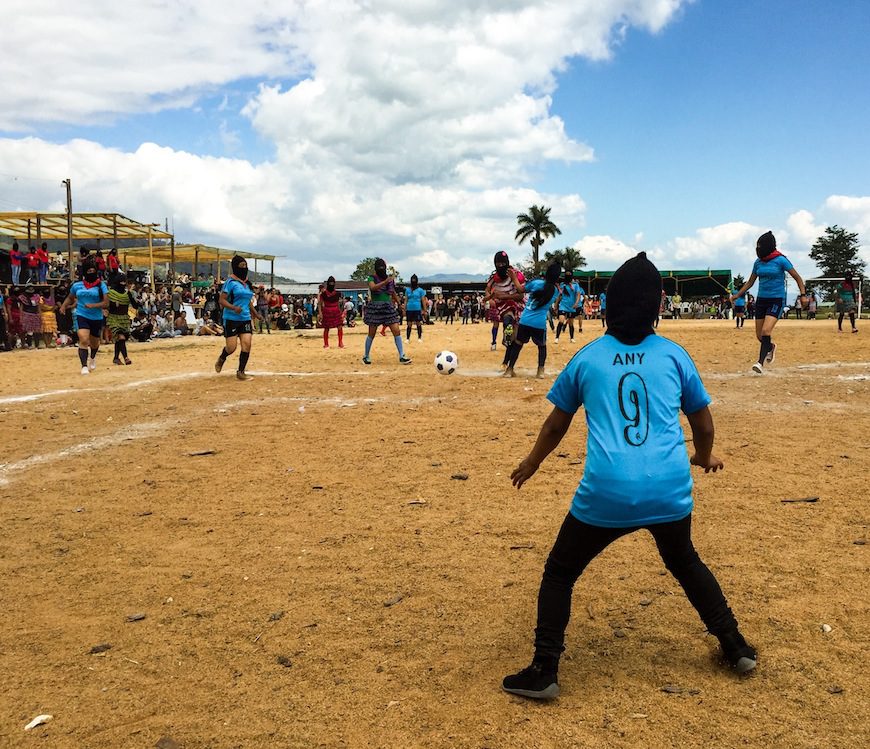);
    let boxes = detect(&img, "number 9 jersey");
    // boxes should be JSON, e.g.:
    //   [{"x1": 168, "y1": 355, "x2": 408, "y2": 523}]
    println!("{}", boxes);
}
[{"x1": 547, "y1": 335, "x2": 710, "y2": 528}]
